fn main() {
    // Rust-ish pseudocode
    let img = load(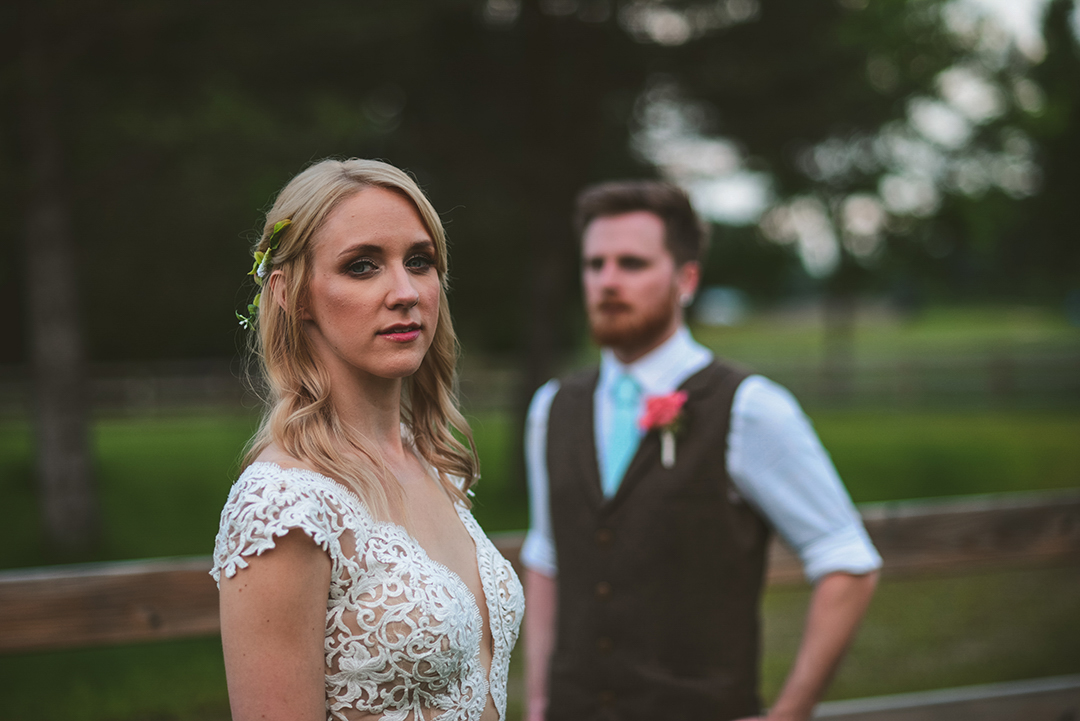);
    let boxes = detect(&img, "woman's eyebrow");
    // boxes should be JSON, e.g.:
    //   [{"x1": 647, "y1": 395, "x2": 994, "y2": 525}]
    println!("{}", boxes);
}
[
  {"x1": 336, "y1": 242, "x2": 384, "y2": 259},
  {"x1": 337, "y1": 238, "x2": 435, "y2": 258}
]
